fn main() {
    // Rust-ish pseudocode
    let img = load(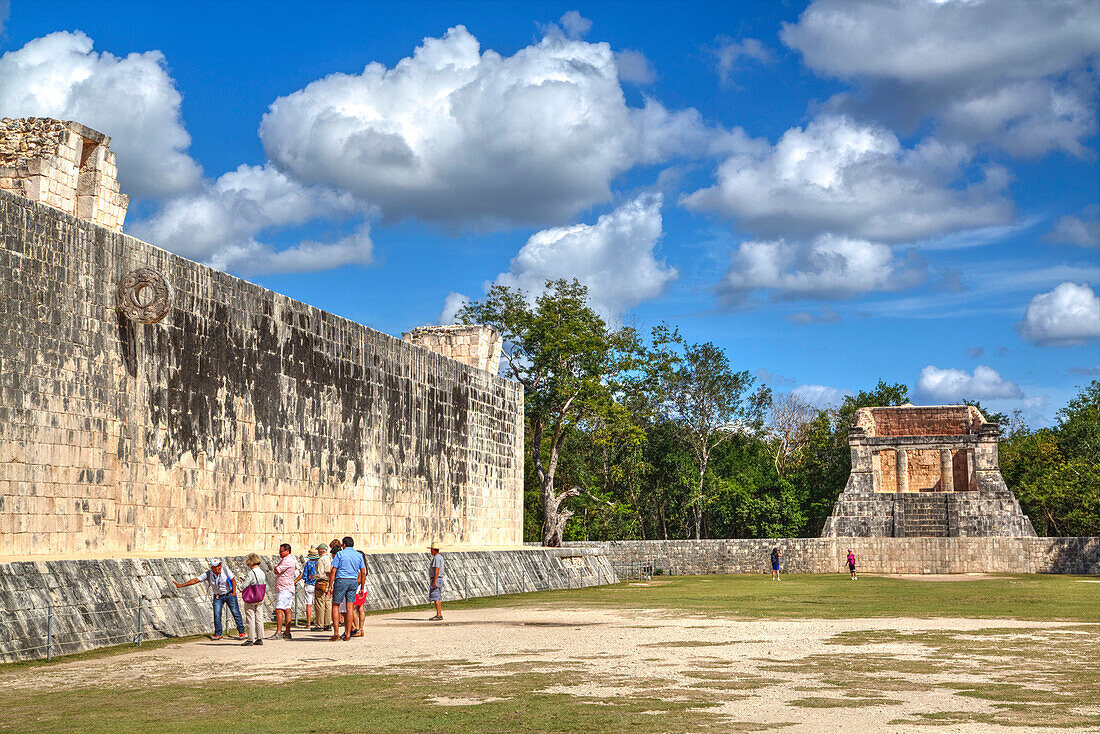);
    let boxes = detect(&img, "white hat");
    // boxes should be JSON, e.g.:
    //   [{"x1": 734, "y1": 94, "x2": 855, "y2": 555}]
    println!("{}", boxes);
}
[{"x1": 209, "y1": 558, "x2": 222, "y2": 567}]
